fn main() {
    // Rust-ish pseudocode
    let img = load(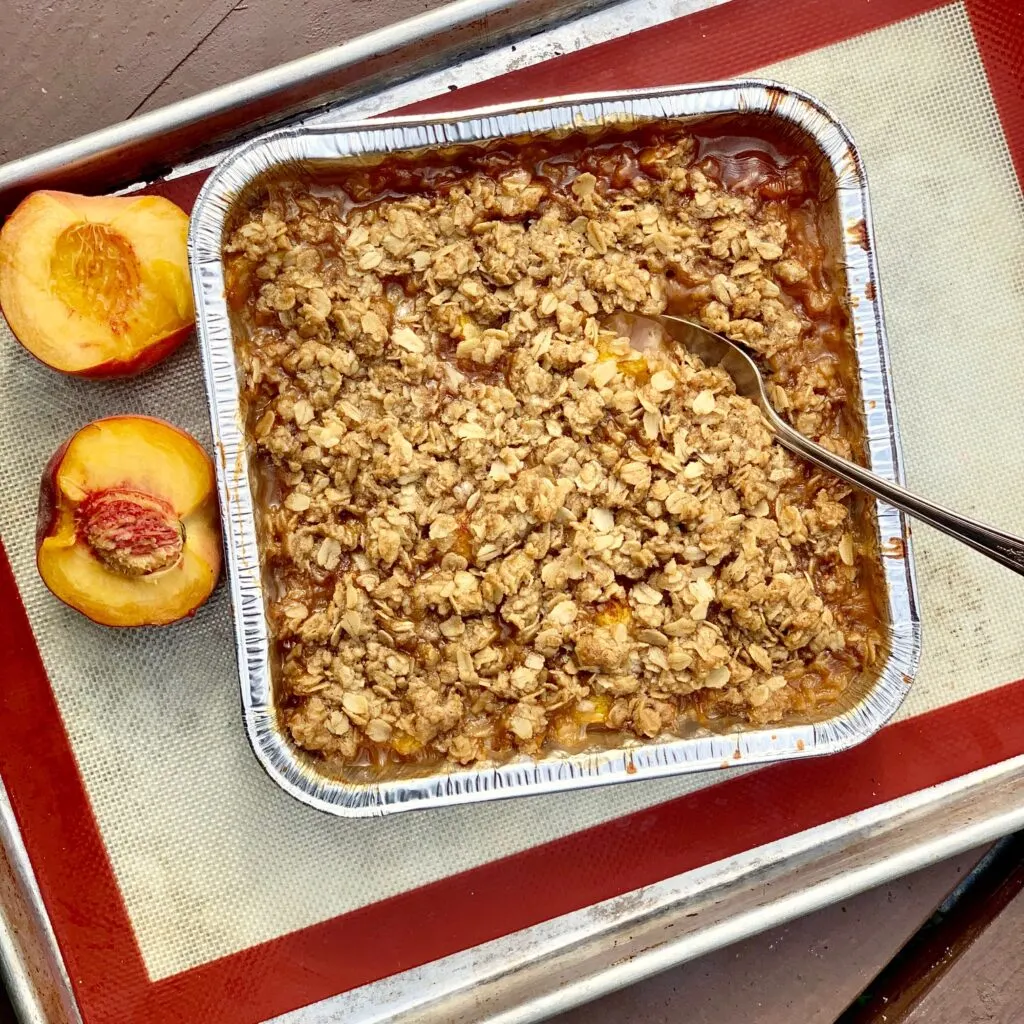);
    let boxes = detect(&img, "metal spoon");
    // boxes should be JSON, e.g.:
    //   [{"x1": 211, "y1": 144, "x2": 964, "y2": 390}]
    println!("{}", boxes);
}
[{"x1": 654, "y1": 314, "x2": 1024, "y2": 576}]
